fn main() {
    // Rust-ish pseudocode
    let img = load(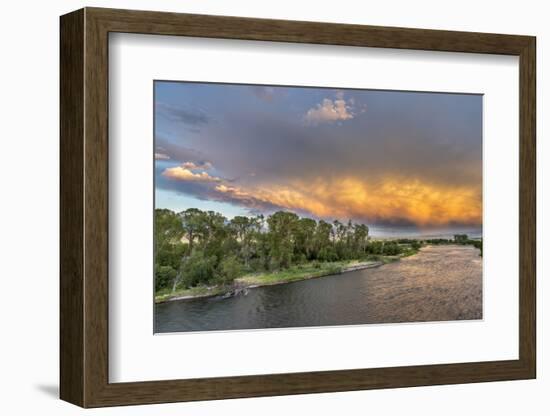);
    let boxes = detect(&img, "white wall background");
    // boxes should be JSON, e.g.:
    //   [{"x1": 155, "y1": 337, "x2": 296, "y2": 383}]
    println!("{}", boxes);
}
[{"x1": 0, "y1": 0, "x2": 545, "y2": 414}]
